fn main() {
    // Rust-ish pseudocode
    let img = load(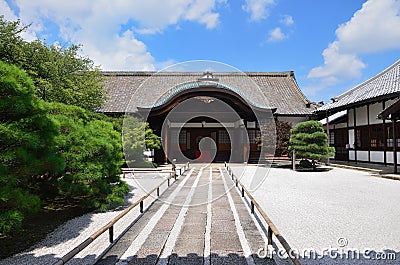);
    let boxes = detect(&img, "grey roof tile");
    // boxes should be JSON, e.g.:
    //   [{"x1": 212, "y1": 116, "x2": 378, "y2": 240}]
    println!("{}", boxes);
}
[
  {"x1": 99, "y1": 71, "x2": 314, "y2": 115},
  {"x1": 317, "y1": 59, "x2": 400, "y2": 113}
]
